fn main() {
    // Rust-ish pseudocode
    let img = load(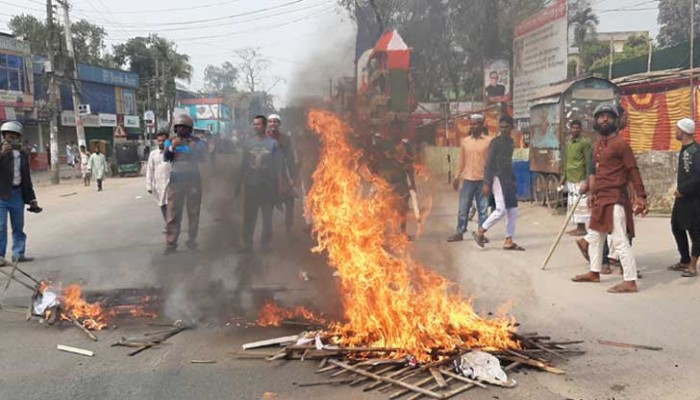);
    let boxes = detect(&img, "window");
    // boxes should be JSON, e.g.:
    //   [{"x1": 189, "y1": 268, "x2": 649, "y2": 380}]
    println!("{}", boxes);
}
[{"x1": 0, "y1": 53, "x2": 25, "y2": 92}]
